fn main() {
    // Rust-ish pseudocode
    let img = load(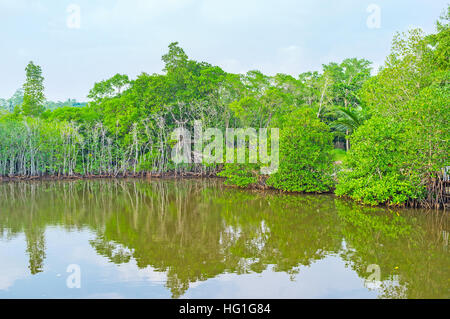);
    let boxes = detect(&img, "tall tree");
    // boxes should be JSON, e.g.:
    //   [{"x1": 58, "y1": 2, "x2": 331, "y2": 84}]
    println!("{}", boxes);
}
[
  {"x1": 323, "y1": 58, "x2": 372, "y2": 150},
  {"x1": 22, "y1": 61, "x2": 45, "y2": 116}
]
